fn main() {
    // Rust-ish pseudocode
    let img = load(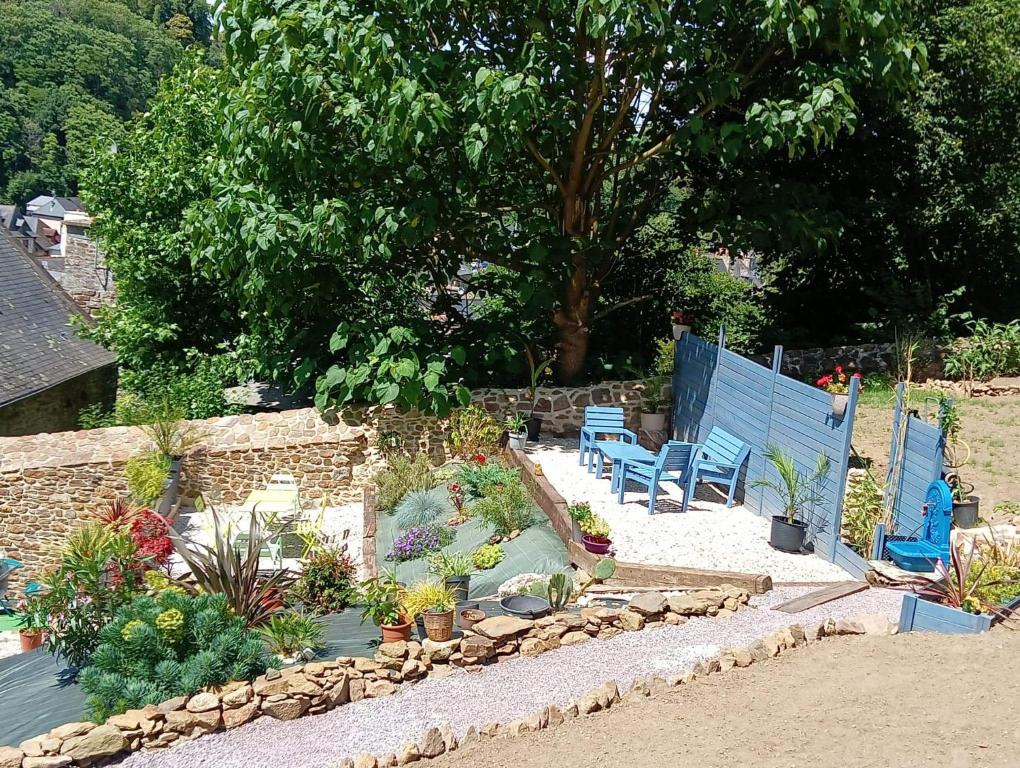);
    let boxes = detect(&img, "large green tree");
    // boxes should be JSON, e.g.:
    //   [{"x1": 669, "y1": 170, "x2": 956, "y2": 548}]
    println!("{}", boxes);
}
[
  {"x1": 197, "y1": 0, "x2": 922, "y2": 412},
  {"x1": 0, "y1": 0, "x2": 191, "y2": 202}
]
